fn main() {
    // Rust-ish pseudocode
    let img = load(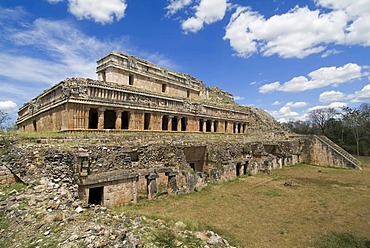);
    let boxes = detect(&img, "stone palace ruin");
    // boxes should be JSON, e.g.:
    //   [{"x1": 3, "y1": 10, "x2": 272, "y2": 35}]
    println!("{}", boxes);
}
[
  {"x1": 17, "y1": 52, "x2": 279, "y2": 134},
  {"x1": 6, "y1": 52, "x2": 361, "y2": 207}
]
